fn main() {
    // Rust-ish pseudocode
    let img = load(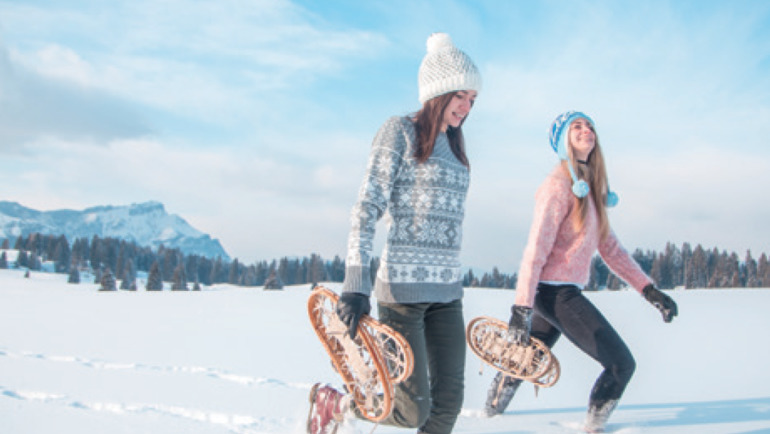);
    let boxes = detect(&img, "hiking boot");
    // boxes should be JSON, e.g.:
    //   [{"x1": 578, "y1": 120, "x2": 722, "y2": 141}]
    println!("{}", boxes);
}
[
  {"x1": 583, "y1": 399, "x2": 618, "y2": 433},
  {"x1": 307, "y1": 383, "x2": 346, "y2": 434},
  {"x1": 485, "y1": 372, "x2": 522, "y2": 417}
]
